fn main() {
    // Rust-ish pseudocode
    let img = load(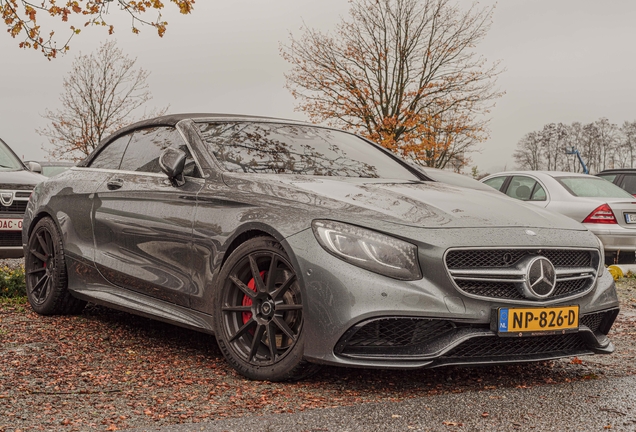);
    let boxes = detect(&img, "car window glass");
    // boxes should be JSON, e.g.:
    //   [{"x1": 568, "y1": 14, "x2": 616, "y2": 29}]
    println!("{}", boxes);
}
[
  {"x1": 505, "y1": 176, "x2": 537, "y2": 201},
  {"x1": 119, "y1": 127, "x2": 201, "y2": 177},
  {"x1": 597, "y1": 174, "x2": 617, "y2": 183},
  {"x1": 42, "y1": 166, "x2": 72, "y2": 177},
  {"x1": 557, "y1": 177, "x2": 634, "y2": 198},
  {"x1": 483, "y1": 176, "x2": 506, "y2": 191},
  {"x1": 197, "y1": 122, "x2": 419, "y2": 180},
  {"x1": 89, "y1": 134, "x2": 132, "y2": 170},
  {"x1": 530, "y1": 183, "x2": 547, "y2": 201},
  {"x1": 0, "y1": 141, "x2": 24, "y2": 171},
  {"x1": 620, "y1": 174, "x2": 636, "y2": 195}
]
